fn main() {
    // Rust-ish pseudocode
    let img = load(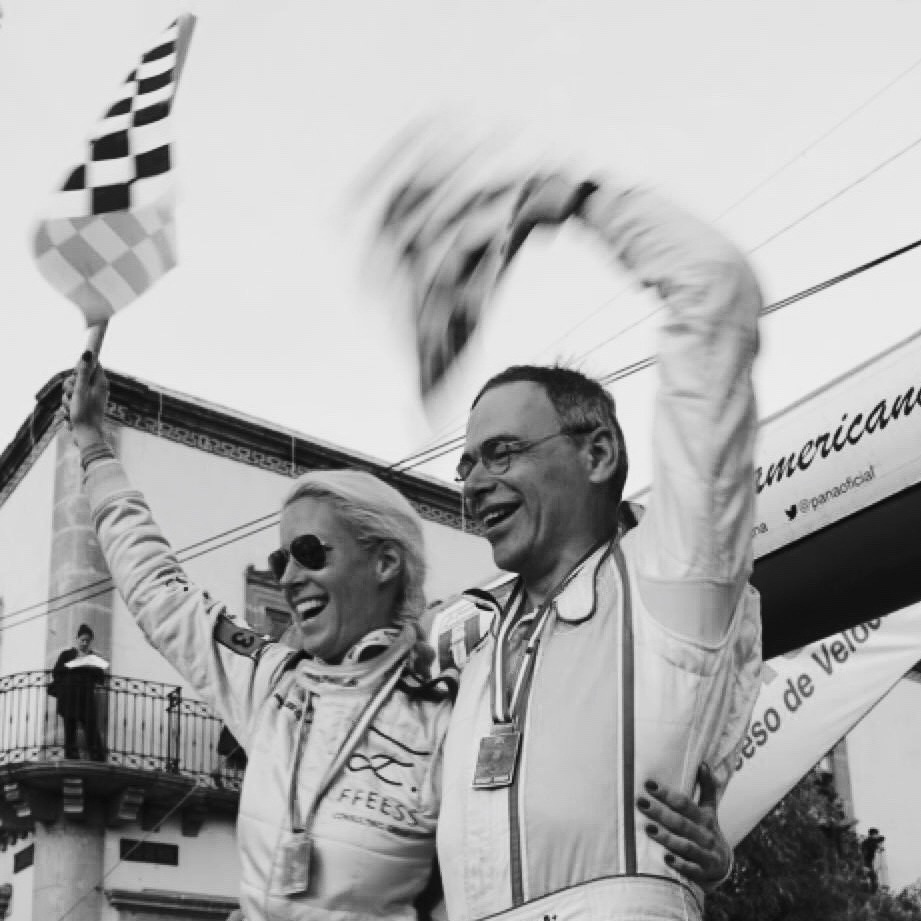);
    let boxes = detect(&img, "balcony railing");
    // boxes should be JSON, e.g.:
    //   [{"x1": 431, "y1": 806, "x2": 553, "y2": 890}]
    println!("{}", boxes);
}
[{"x1": 0, "y1": 670, "x2": 244, "y2": 791}]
